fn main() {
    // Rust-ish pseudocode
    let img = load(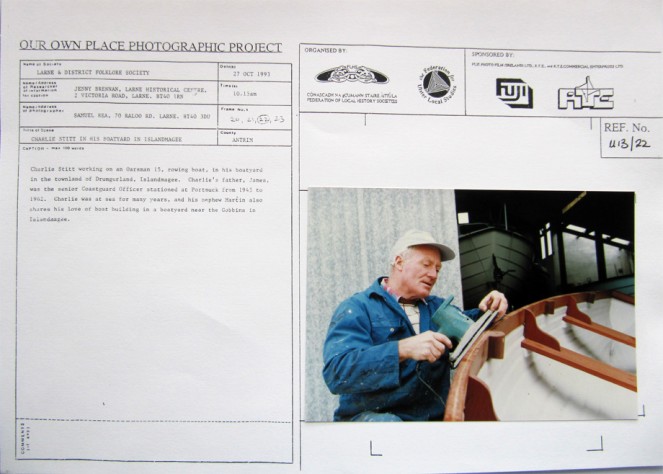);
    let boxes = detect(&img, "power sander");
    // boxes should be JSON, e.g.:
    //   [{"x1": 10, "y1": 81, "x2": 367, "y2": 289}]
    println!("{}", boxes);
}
[{"x1": 431, "y1": 296, "x2": 498, "y2": 368}]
